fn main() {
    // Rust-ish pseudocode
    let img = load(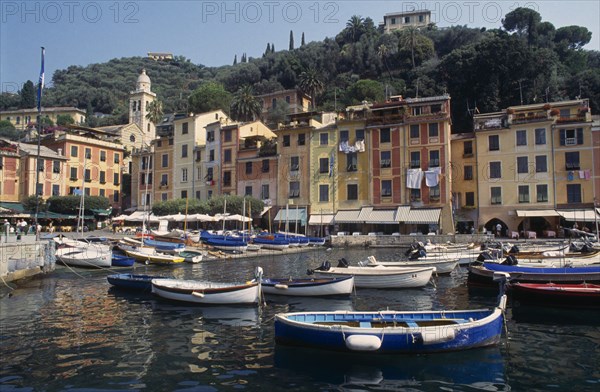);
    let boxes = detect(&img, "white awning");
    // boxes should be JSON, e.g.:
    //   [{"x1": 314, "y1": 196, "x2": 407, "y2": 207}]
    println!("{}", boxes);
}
[
  {"x1": 308, "y1": 214, "x2": 335, "y2": 225},
  {"x1": 557, "y1": 210, "x2": 600, "y2": 222},
  {"x1": 516, "y1": 209, "x2": 560, "y2": 217},
  {"x1": 395, "y1": 206, "x2": 411, "y2": 222},
  {"x1": 358, "y1": 207, "x2": 373, "y2": 221},
  {"x1": 334, "y1": 210, "x2": 362, "y2": 223},
  {"x1": 405, "y1": 208, "x2": 441, "y2": 224},
  {"x1": 365, "y1": 209, "x2": 397, "y2": 223},
  {"x1": 261, "y1": 206, "x2": 272, "y2": 216}
]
